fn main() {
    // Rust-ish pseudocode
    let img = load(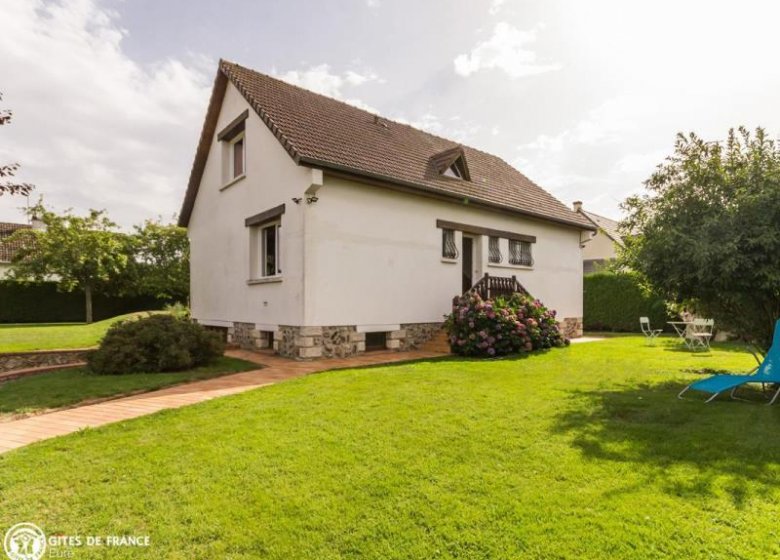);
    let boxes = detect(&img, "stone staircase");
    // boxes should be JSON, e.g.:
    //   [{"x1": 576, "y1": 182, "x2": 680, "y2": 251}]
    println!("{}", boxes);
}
[{"x1": 419, "y1": 329, "x2": 451, "y2": 354}]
